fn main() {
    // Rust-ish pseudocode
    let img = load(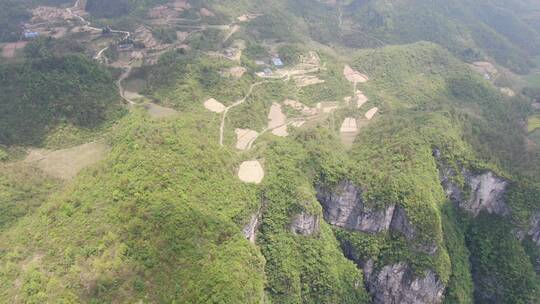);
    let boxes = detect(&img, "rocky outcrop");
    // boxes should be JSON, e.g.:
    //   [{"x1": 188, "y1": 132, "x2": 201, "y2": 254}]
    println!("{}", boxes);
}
[
  {"x1": 514, "y1": 211, "x2": 540, "y2": 273},
  {"x1": 435, "y1": 150, "x2": 509, "y2": 216},
  {"x1": 465, "y1": 171, "x2": 509, "y2": 216},
  {"x1": 290, "y1": 212, "x2": 320, "y2": 236},
  {"x1": 390, "y1": 207, "x2": 416, "y2": 241},
  {"x1": 363, "y1": 260, "x2": 445, "y2": 304},
  {"x1": 242, "y1": 212, "x2": 261, "y2": 243},
  {"x1": 528, "y1": 212, "x2": 540, "y2": 247},
  {"x1": 316, "y1": 181, "x2": 419, "y2": 239}
]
